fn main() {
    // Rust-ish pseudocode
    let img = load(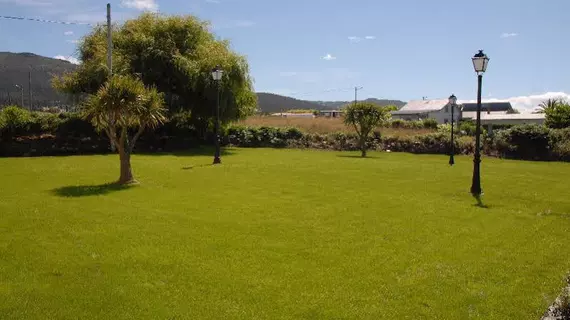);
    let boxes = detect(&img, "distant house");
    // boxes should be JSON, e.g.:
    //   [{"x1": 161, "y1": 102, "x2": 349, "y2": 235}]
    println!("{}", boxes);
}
[
  {"x1": 391, "y1": 99, "x2": 461, "y2": 124},
  {"x1": 461, "y1": 102, "x2": 514, "y2": 120},
  {"x1": 319, "y1": 110, "x2": 344, "y2": 118},
  {"x1": 270, "y1": 112, "x2": 315, "y2": 118}
]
